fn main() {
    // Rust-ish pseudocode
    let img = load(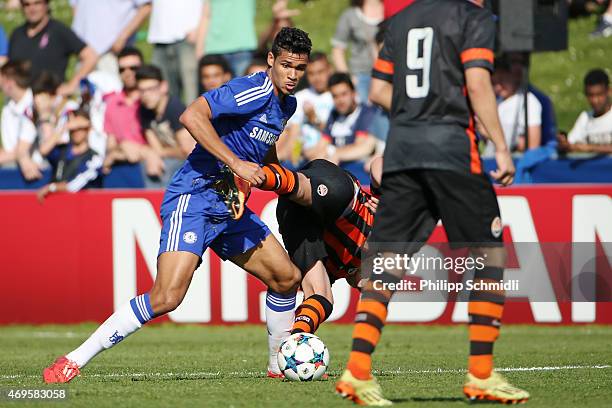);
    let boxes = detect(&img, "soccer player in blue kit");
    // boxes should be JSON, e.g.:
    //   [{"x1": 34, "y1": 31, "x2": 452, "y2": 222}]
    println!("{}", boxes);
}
[{"x1": 43, "y1": 27, "x2": 312, "y2": 383}]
